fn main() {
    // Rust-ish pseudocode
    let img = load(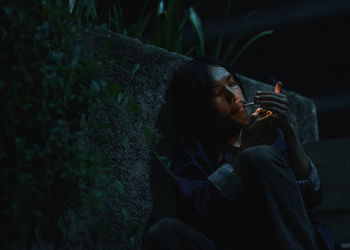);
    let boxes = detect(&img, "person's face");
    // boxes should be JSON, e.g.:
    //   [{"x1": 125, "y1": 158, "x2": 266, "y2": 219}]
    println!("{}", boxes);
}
[{"x1": 209, "y1": 66, "x2": 248, "y2": 126}]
